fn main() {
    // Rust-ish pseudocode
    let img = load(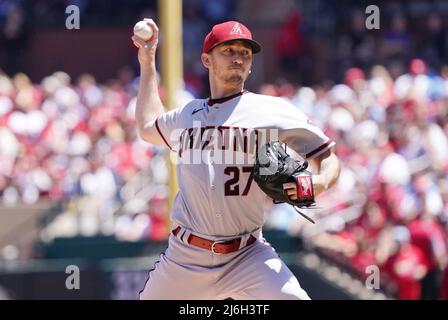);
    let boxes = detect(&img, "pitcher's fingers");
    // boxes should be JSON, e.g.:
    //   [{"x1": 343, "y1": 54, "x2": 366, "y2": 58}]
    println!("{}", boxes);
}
[
  {"x1": 143, "y1": 18, "x2": 159, "y2": 32},
  {"x1": 283, "y1": 182, "x2": 296, "y2": 190},
  {"x1": 132, "y1": 35, "x2": 147, "y2": 46},
  {"x1": 143, "y1": 19, "x2": 159, "y2": 41},
  {"x1": 132, "y1": 39, "x2": 141, "y2": 48}
]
